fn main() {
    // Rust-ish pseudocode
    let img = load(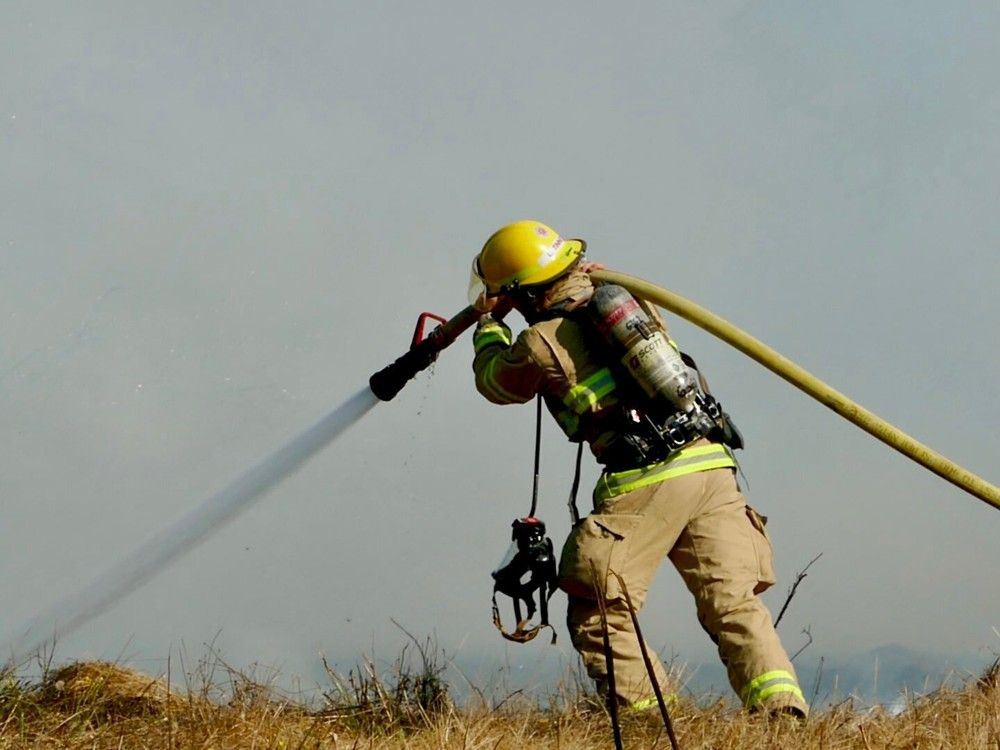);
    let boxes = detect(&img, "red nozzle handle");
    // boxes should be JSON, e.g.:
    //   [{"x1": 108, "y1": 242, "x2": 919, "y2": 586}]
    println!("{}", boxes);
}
[
  {"x1": 411, "y1": 312, "x2": 448, "y2": 349},
  {"x1": 369, "y1": 306, "x2": 480, "y2": 401}
]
